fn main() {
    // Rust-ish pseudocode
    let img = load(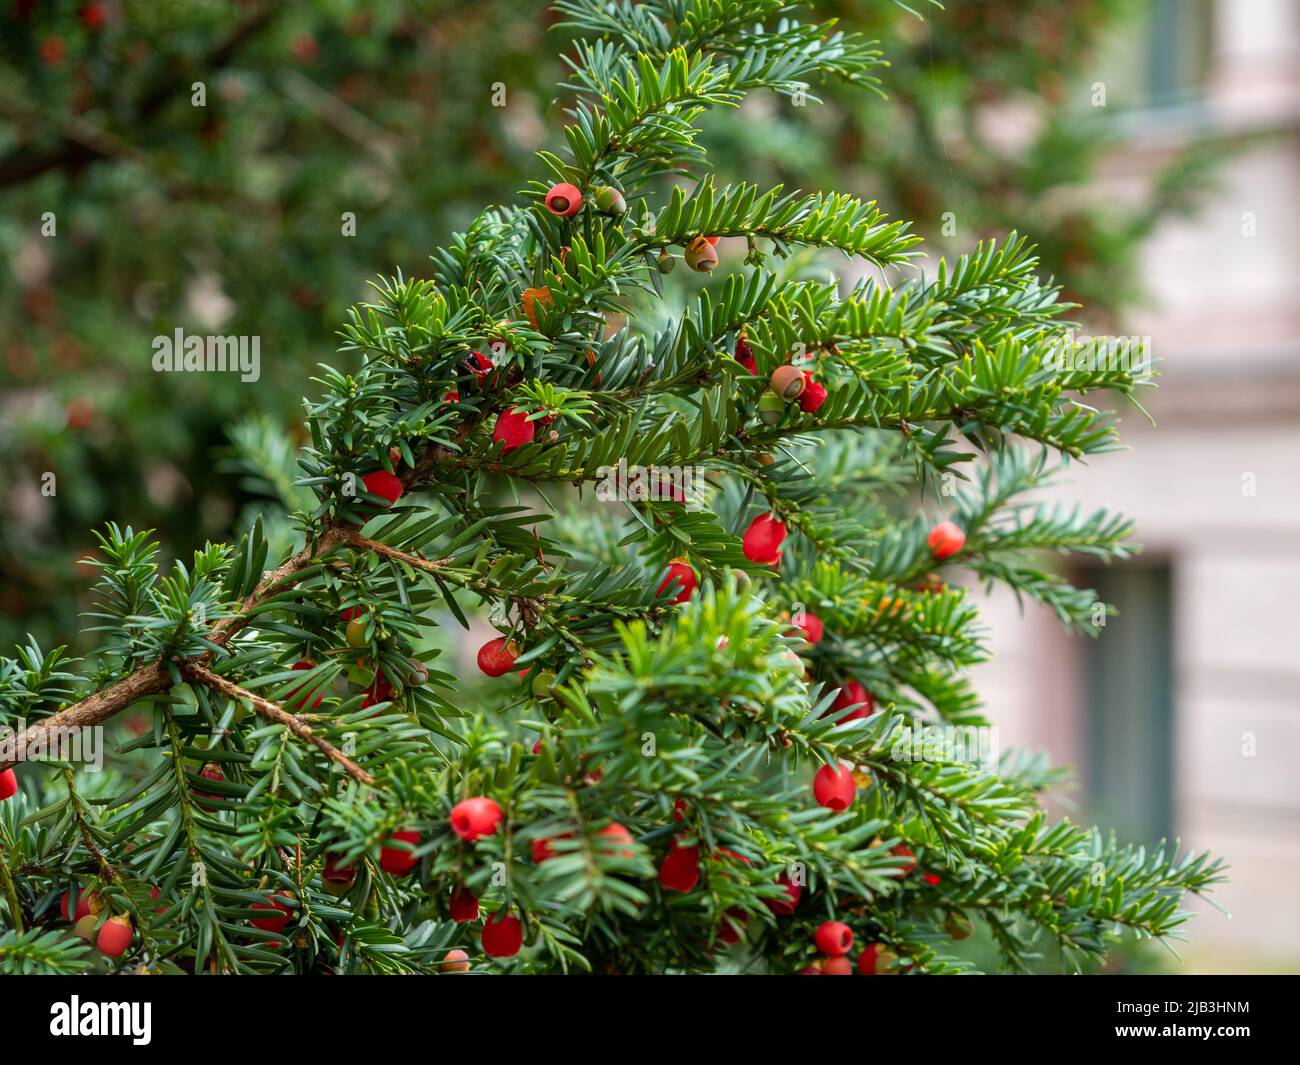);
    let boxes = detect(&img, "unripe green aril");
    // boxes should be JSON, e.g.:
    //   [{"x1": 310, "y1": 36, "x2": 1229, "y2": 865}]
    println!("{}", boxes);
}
[
  {"x1": 346, "y1": 618, "x2": 368, "y2": 648},
  {"x1": 758, "y1": 389, "x2": 786, "y2": 425},
  {"x1": 406, "y1": 660, "x2": 429, "y2": 688},
  {"x1": 657, "y1": 250, "x2": 676, "y2": 274},
  {"x1": 594, "y1": 186, "x2": 627, "y2": 214},
  {"x1": 531, "y1": 670, "x2": 558, "y2": 699}
]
